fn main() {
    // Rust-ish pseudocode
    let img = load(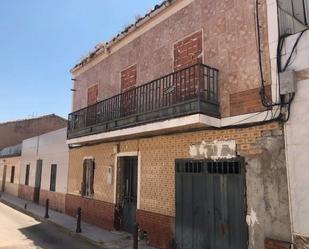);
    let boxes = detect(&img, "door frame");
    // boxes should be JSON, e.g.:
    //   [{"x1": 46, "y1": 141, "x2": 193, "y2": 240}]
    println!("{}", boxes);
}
[
  {"x1": 33, "y1": 159, "x2": 43, "y2": 203},
  {"x1": 113, "y1": 151, "x2": 141, "y2": 209}
]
